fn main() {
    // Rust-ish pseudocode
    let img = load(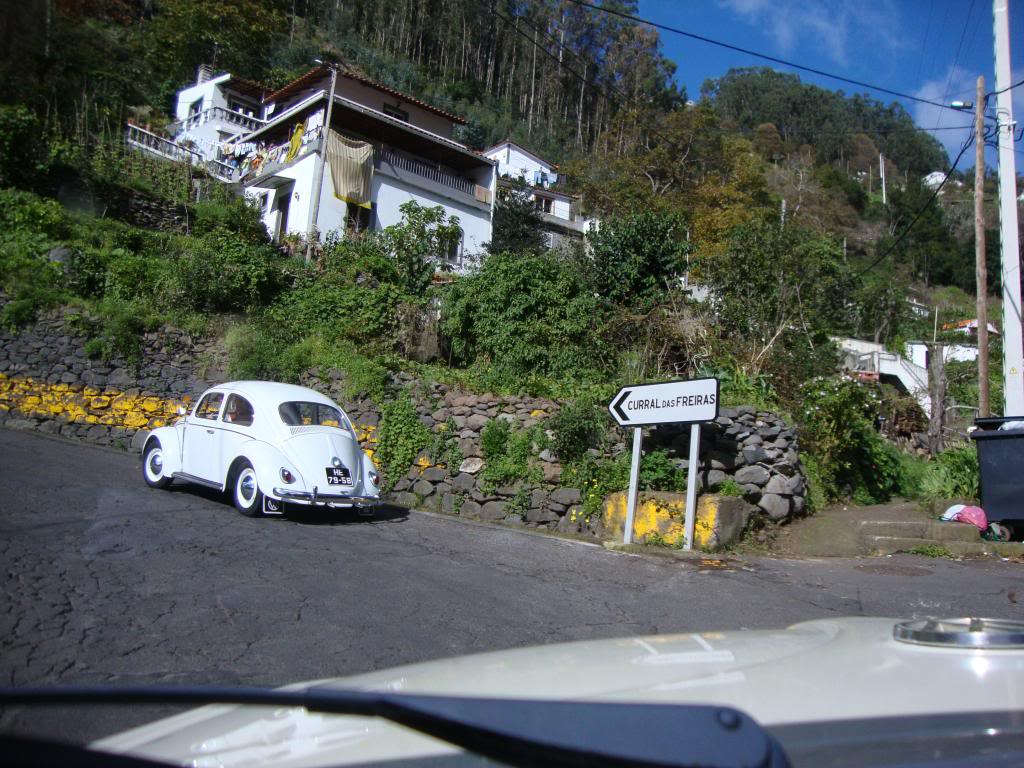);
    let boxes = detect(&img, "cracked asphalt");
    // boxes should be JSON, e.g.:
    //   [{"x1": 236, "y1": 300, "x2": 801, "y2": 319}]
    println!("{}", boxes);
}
[{"x1": 2, "y1": 427, "x2": 1023, "y2": 745}]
